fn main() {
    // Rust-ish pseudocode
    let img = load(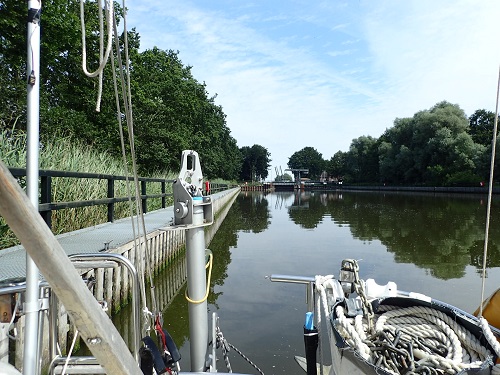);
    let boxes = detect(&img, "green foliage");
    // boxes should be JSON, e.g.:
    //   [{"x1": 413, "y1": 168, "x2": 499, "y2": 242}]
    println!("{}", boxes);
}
[
  {"x1": 239, "y1": 144, "x2": 271, "y2": 181},
  {"x1": 346, "y1": 136, "x2": 379, "y2": 183},
  {"x1": 275, "y1": 172, "x2": 292, "y2": 182},
  {"x1": 444, "y1": 170, "x2": 483, "y2": 186},
  {"x1": 317, "y1": 101, "x2": 493, "y2": 186},
  {"x1": 0, "y1": 129, "x2": 174, "y2": 249},
  {"x1": 0, "y1": 0, "x2": 28, "y2": 131},
  {"x1": 0, "y1": 0, "x2": 242, "y2": 180},
  {"x1": 468, "y1": 109, "x2": 496, "y2": 147},
  {"x1": 288, "y1": 146, "x2": 325, "y2": 179},
  {"x1": 327, "y1": 151, "x2": 347, "y2": 179},
  {"x1": 373, "y1": 101, "x2": 485, "y2": 185}
]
